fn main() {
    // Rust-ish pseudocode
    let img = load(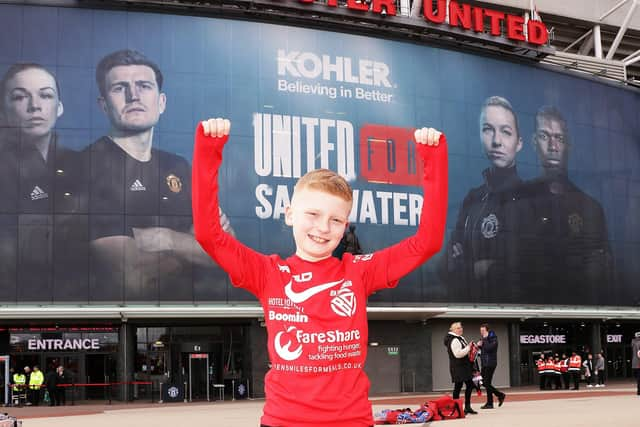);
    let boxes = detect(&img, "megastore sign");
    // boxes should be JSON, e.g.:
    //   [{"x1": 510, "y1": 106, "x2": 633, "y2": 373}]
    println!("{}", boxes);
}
[{"x1": 520, "y1": 335, "x2": 567, "y2": 345}]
